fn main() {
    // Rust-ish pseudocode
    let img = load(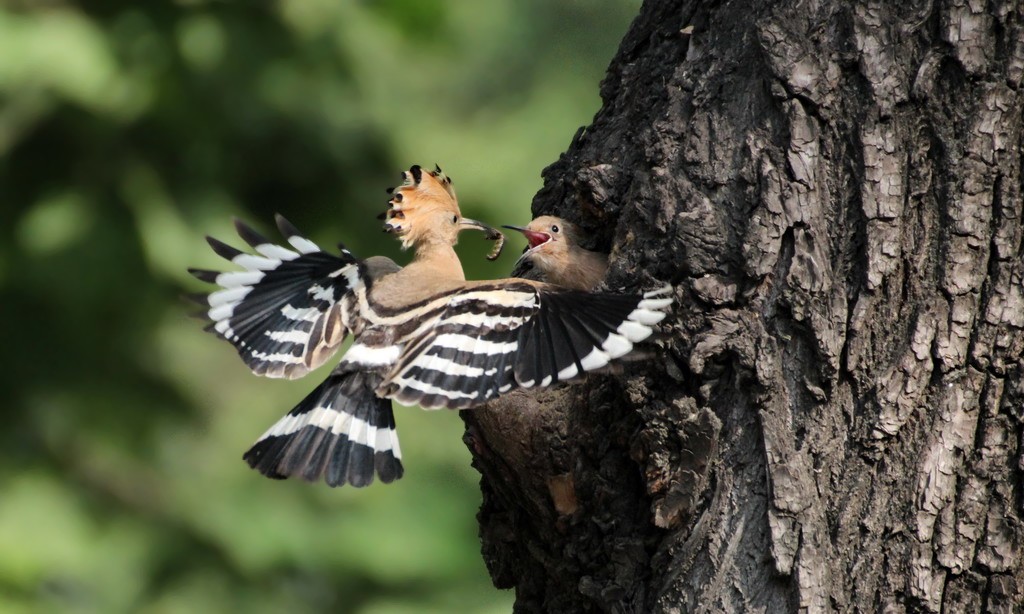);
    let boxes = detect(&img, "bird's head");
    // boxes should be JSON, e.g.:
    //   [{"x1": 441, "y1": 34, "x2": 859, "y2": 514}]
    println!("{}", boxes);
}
[
  {"x1": 383, "y1": 165, "x2": 501, "y2": 251},
  {"x1": 503, "y1": 216, "x2": 577, "y2": 269}
]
